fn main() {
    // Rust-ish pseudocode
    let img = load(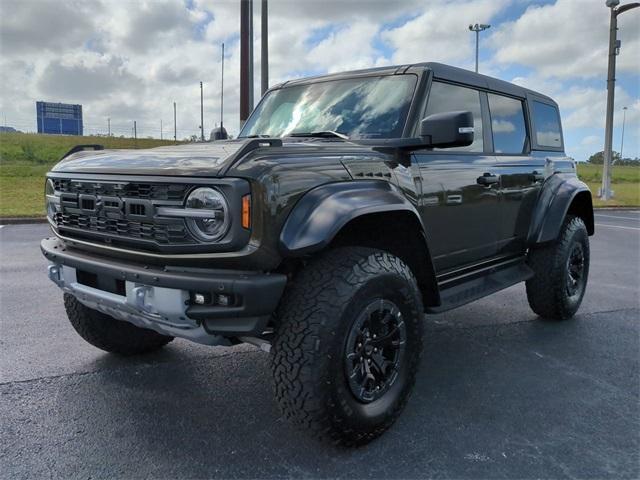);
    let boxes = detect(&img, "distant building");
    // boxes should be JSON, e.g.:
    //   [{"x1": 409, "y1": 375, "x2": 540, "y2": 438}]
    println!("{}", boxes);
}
[{"x1": 36, "y1": 101, "x2": 83, "y2": 135}]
